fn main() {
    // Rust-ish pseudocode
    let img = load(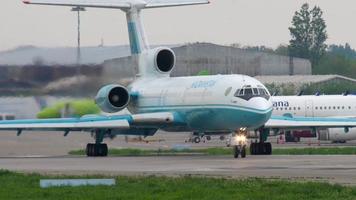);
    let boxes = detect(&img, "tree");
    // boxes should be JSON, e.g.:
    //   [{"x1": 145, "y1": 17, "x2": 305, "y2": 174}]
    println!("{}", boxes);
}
[{"x1": 289, "y1": 3, "x2": 327, "y2": 66}]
